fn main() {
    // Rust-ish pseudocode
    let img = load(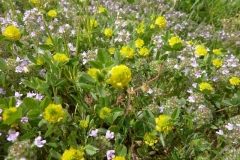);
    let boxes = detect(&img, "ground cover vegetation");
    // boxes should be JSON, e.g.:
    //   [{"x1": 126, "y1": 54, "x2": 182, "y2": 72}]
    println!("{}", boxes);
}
[{"x1": 0, "y1": 0, "x2": 240, "y2": 159}]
